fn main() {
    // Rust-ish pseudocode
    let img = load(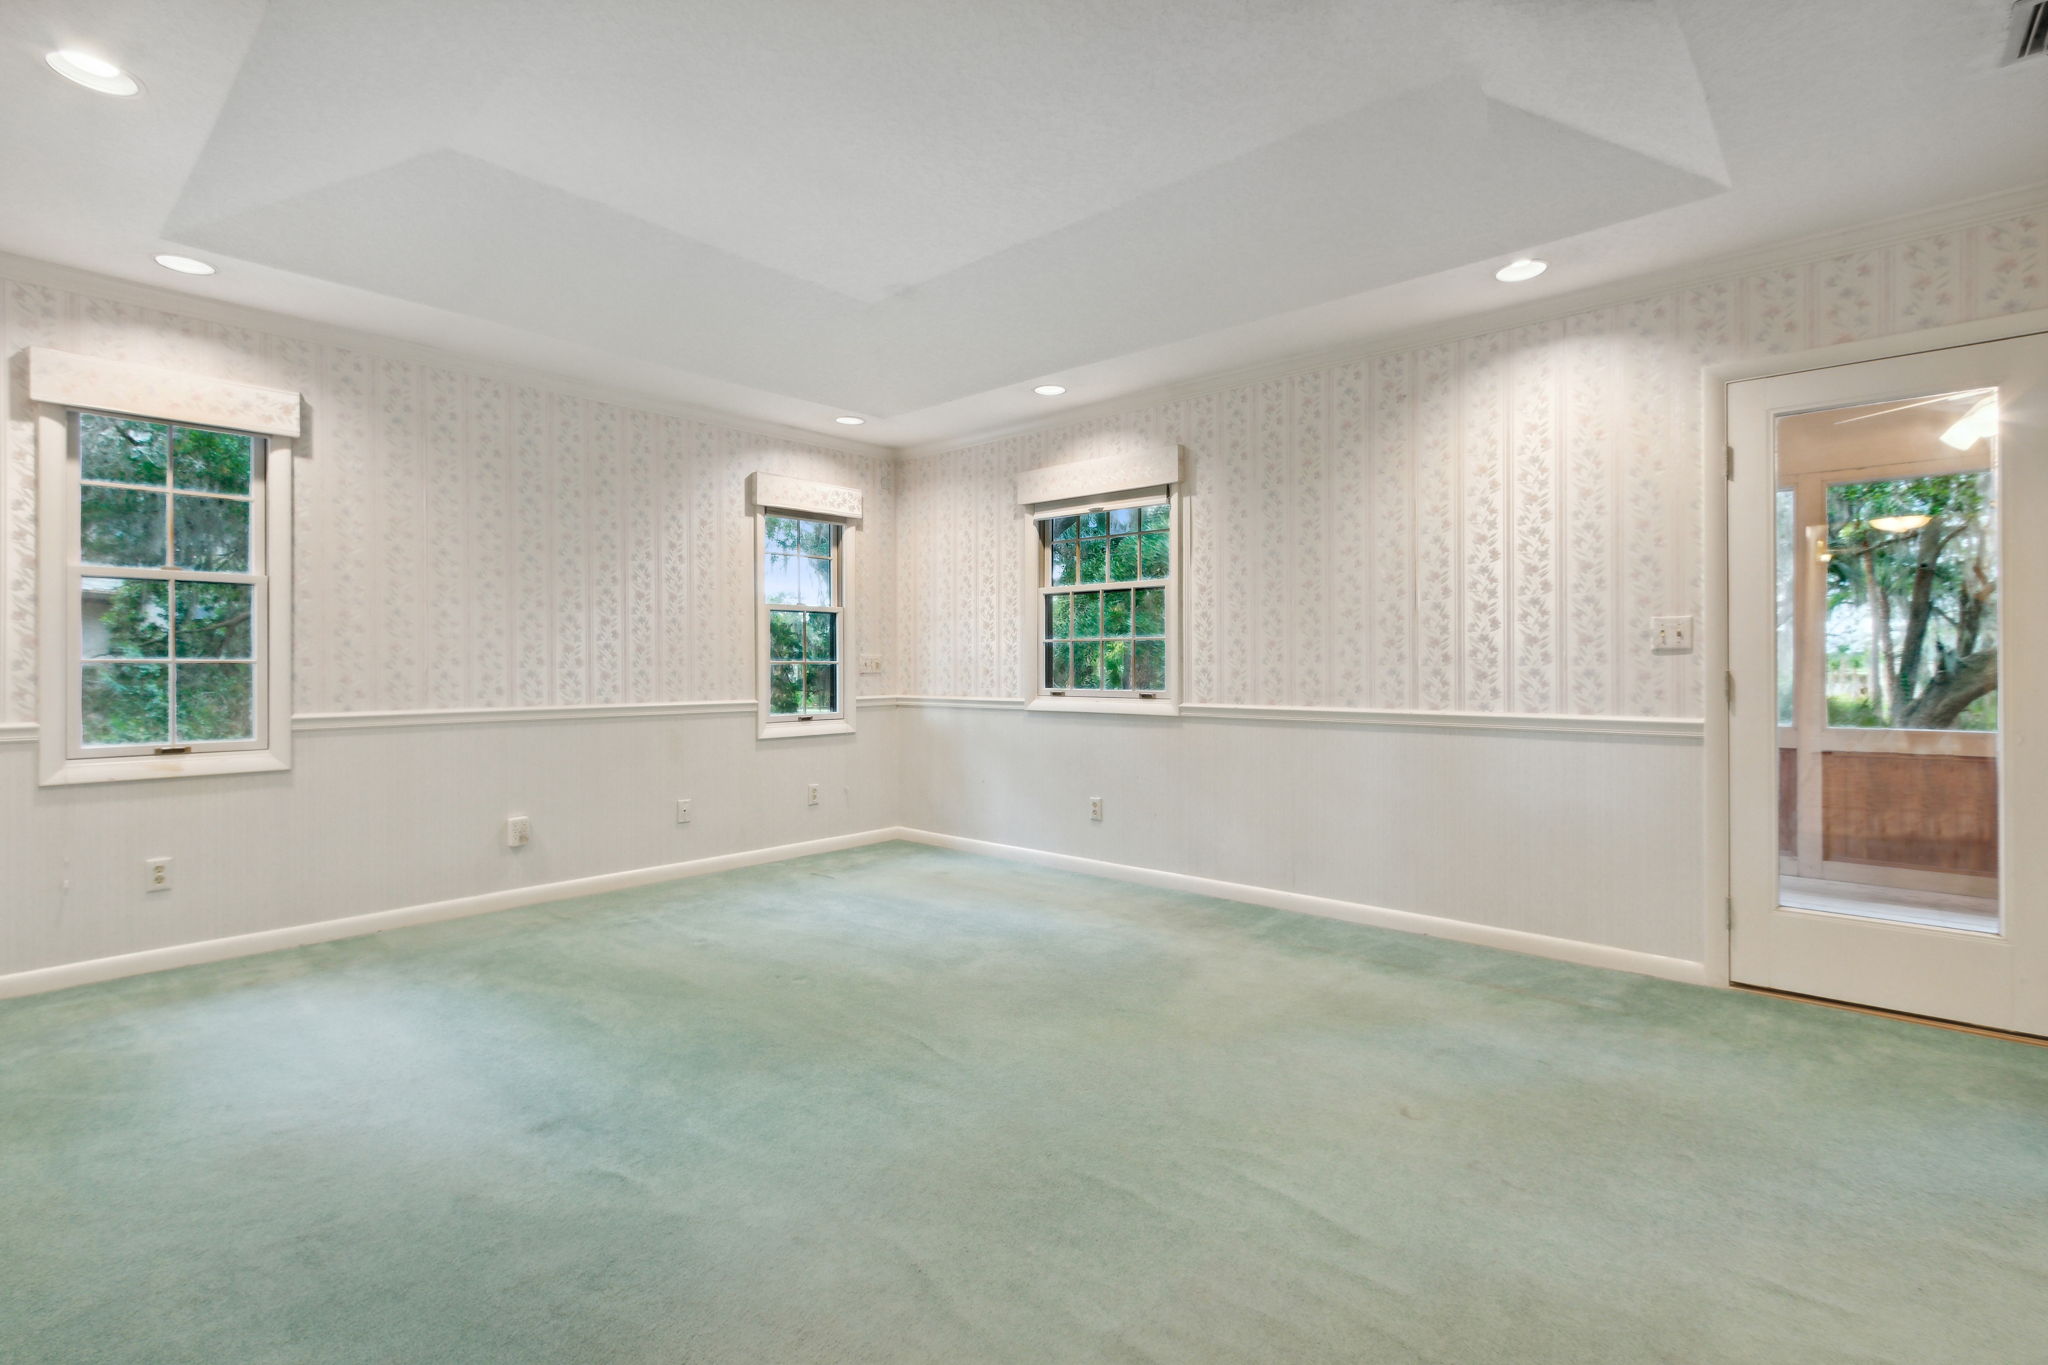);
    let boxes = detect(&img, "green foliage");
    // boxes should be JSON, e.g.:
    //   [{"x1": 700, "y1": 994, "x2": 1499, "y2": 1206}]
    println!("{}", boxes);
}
[
  {"x1": 80, "y1": 415, "x2": 167, "y2": 484},
  {"x1": 1108, "y1": 534, "x2": 1139, "y2": 581},
  {"x1": 172, "y1": 428, "x2": 251, "y2": 494},
  {"x1": 1043, "y1": 579, "x2": 1168, "y2": 692},
  {"x1": 1824, "y1": 471, "x2": 1997, "y2": 731},
  {"x1": 175, "y1": 583, "x2": 254, "y2": 658},
  {"x1": 173, "y1": 496, "x2": 250, "y2": 572},
  {"x1": 1050, "y1": 504, "x2": 1167, "y2": 614},
  {"x1": 176, "y1": 664, "x2": 253, "y2": 741},
  {"x1": 76, "y1": 417, "x2": 259, "y2": 746},
  {"x1": 81, "y1": 663, "x2": 169, "y2": 746},
  {"x1": 768, "y1": 663, "x2": 802, "y2": 714},
  {"x1": 80, "y1": 487, "x2": 166, "y2": 567},
  {"x1": 94, "y1": 579, "x2": 169, "y2": 657}
]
